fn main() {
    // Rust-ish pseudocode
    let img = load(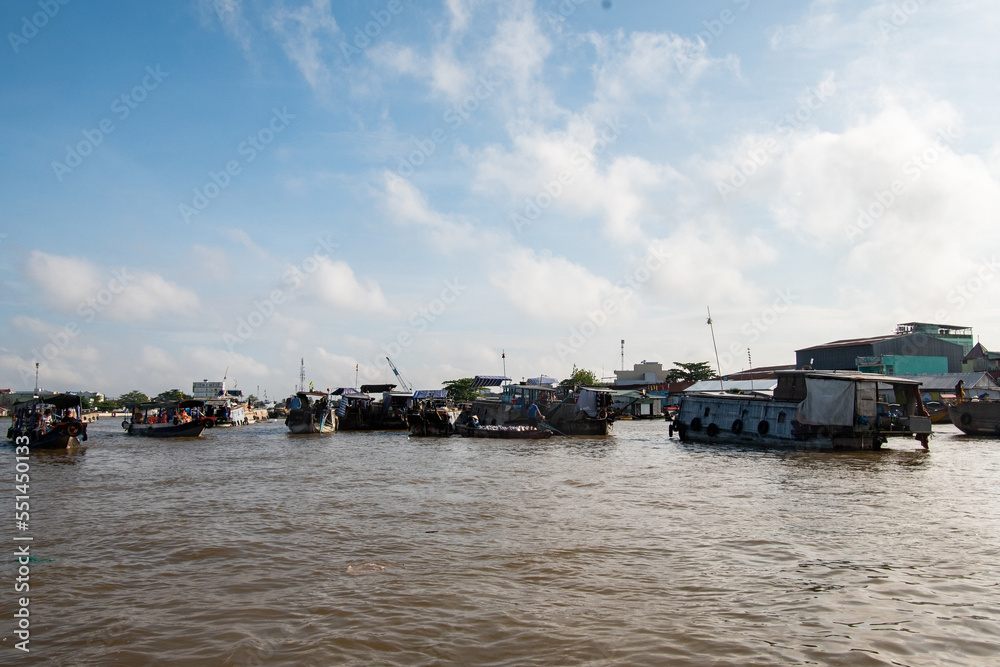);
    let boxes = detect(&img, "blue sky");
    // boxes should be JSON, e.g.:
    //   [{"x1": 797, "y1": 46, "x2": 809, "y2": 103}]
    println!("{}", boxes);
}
[{"x1": 2, "y1": 0, "x2": 999, "y2": 399}]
